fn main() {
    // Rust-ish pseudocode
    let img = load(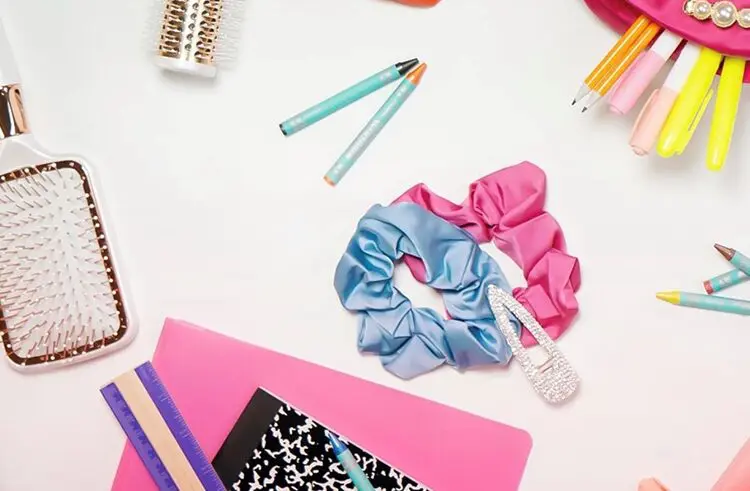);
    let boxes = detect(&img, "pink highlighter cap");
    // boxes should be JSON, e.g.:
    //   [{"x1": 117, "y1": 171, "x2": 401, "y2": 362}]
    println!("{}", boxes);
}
[
  {"x1": 610, "y1": 51, "x2": 668, "y2": 115},
  {"x1": 629, "y1": 88, "x2": 678, "y2": 155},
  {"x1": 609, "y1": 31, "x2": 683, "y2": 115}
]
